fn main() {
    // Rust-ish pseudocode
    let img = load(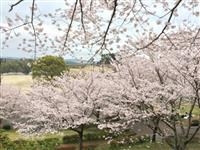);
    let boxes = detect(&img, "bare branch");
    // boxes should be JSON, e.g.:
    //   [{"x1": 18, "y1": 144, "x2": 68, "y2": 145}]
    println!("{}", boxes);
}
[
  {"x1": 185, "y1": 125, "x2": 200, "y2": 145},
  {"x1": 87, "y1": 0, "x2": 118, "y2": 63},
  {"x1": 62, "y1": 0, "x2": 78, "y2": 51},
  {"x1": 9, "y1": 0, "x2": 24, "y2": 12},
  {"x1": 163, "y1": 32, "x2": 178, "y2": 49},
  {"x1": 89, "y1": 0, "x2": 93, "y2": 10},
  {"x1": 31, "y1": 0, "x2": 35, "y2": 23},
  {"x1": 190, "y1": 28, "x2": 200, "y2": 47},
  {"x1": 4, "y1": 22, "x2": 31, "y2": 32},
  {"x1": 79, "y1": 0, "x2": 86, "y2": 35},
  {"x1": 30, "y1": 0, "x2": 37, "y2": 60},
  {"x1": 185, "y1": 98, "x2": 197, "y2": 138},
  {"x1": 101, "y1": 0, "x2": 118, "y2": 49}
]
